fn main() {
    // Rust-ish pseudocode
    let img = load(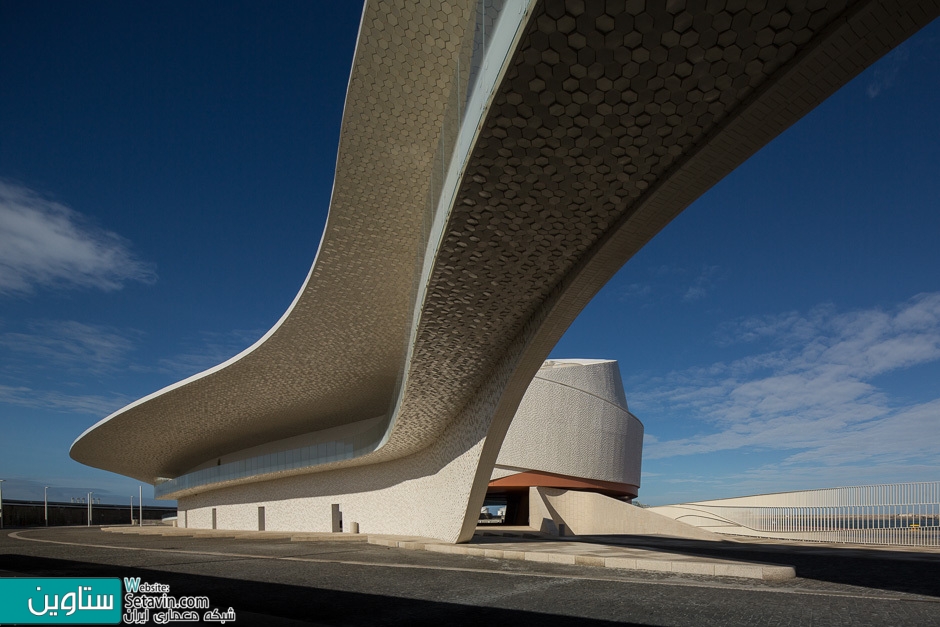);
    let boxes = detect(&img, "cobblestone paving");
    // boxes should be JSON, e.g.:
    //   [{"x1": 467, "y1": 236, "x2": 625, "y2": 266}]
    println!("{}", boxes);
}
[{"x1": 2, "y1": 528, "x2": 938, "y2": 626}]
